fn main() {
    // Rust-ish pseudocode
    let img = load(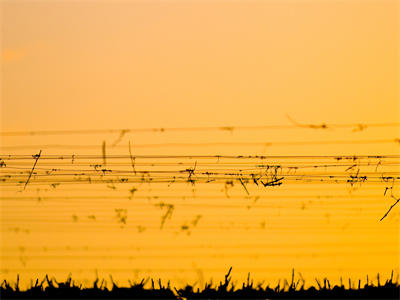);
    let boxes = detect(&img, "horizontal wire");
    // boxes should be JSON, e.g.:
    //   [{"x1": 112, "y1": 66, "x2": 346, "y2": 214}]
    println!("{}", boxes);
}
[
  {"x1": 2, "y1": 172, "x2": 398, "y2": 178},
  {"x1": 0, "y1": 194, "x2": 386, "y2": 200},
  {"x1": 1, "y1": 180, "x2": 393, "y2": 186},
  {"x1": 2, "y1": 122, "x2": 400, "y2": 136},
  {"x1": 2, "y1": 204, "x2": 387, "y2": 211},
  {"x1": 3, "y1": 243, "x2": 396, "y2": 252},
  {"x1": 5, "y1": 162, "x2": 399, "y2": 167},
  {"x1": 0, "y1": 185, "x2": 386, "y2": 191},
  {"x1": 5, "y1": 159, "x2": 399, "y2": 164},
  {"x1": 3, "y1": 239, "x2": 394, "y2": 249},
  {"x1": 2, "y1": 204, "x2": 384, "y2": 211},
  {"x1": 2, "y1": 154, "x2": 399, "y2": 160},
  {"x1": 1, "y1": 173, "x2": 397, "y2": 180},
  {"x1": 2, "y1": 205, "x2": 388, "y2": 211},
  {"x1": 2, "y1": 162, "x2": 398, "y2": 171},
  {"x1": 1, "y1": 177, "x2": 399, "y2": 186},
  {"x1": 3, "y1": 265, "x2": 390, "y2": 272},
  {"x1": 2, "y1": 172, "x2": 397, "y2": 179},
  {"x1": 3, "y1": 230, "x2": 396, "y2": 236},
  {"x1": 1, "y1": 221, "x2": 391, "y2": 228},
  {"x1": 2, "y1": 139, "x2": 400, "y2": 150},
  {"x1": 1, "y1": 212, "x2": 386, "y2": 219},
  {"x1": 3, "y1": 249, "x2": 398, "y2": 259}
]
